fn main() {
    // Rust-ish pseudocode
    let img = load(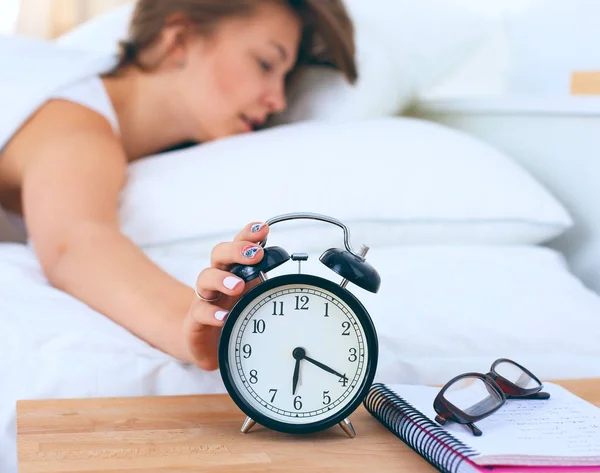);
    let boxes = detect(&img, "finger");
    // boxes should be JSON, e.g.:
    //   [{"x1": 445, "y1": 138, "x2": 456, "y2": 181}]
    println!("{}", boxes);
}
[
  {"x1": 195, "y1": 267, "x2": 246, "y2": 300},
  {"x1": 210, "y1": 240, "x2": 264, "y2": 271},
  {"x1": 186, "y1": 298, "x2": 231, "y2": 329},
  {"x1": 233, "y1": 221, "x2": 269, "y2": 242}
]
